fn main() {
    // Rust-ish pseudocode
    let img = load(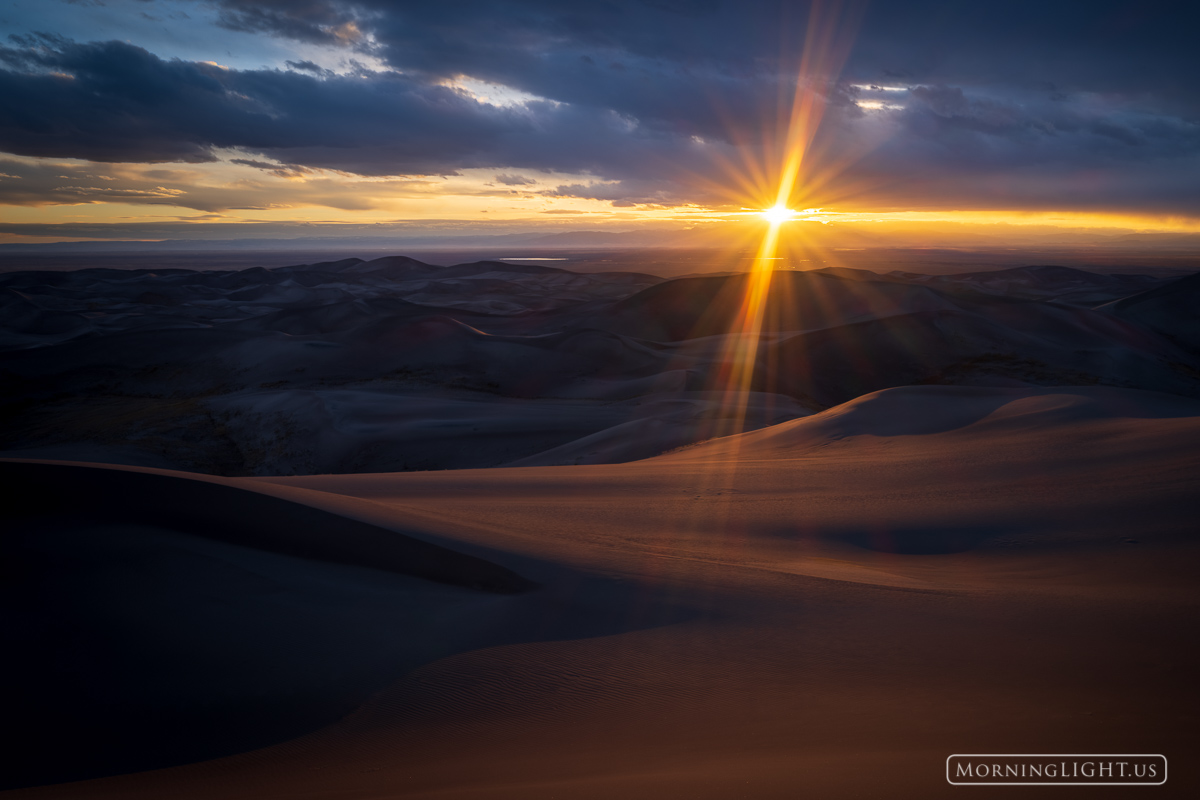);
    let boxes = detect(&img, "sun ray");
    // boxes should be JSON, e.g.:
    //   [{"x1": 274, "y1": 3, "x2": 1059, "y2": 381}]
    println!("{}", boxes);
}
[{"x1": 694, "y1": 1, "x2": 862, "y2": 442}]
